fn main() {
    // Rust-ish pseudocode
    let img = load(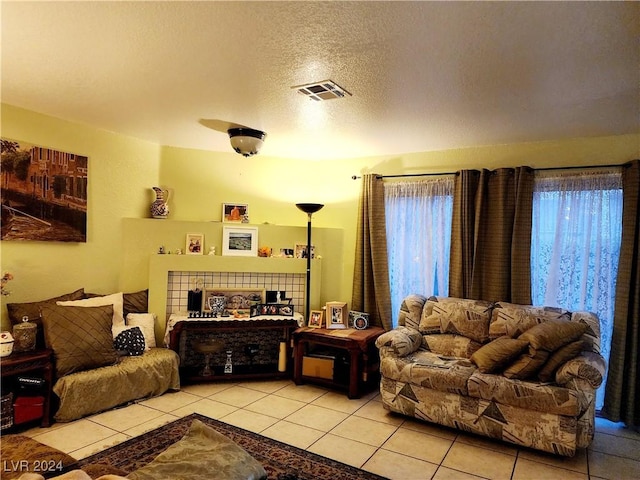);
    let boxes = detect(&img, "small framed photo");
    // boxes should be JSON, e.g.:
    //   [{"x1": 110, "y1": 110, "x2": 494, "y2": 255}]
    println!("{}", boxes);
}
[
  {"x1": 326, "y1": 301, "x2": 348, "y2": 329},
  {"x1": 250, "y1": 303, "x2": 295, "y2": 317},
  {"x1": 308, "y1": 310, "x2": 324, "y2": 328},
  {"x1": 349, "y1": 311, "x2": 370, "y2": 330},
  {"x1": 222, "y1": 203, "x2": 249, "y2": 223},
  {"x1": 186, "y1": 233, "x2": 204, "y2": 255},
  {"x1": 223, "y1": 226, "x2": 258, "y2": 256},
  {"x1": 204, "y1": 288, "x2": 265, "y2": 314},
  {"x1": 295, "y1": 244, "x2": 316, "y2": 259}
]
